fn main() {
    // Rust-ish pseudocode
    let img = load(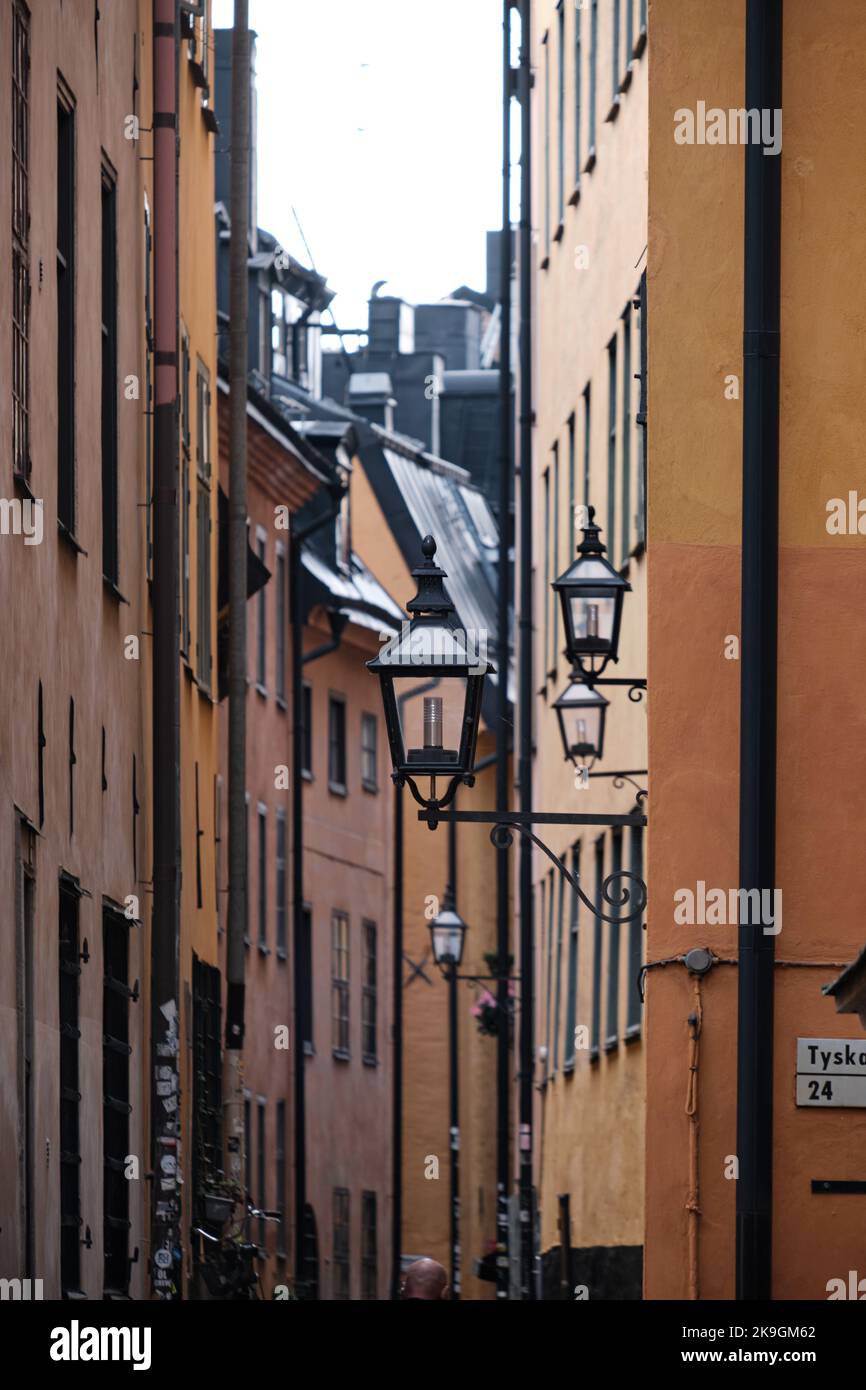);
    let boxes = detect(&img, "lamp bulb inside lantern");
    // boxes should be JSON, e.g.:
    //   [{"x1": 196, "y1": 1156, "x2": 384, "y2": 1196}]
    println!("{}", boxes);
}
[{"x1": 423, "y1": 695, "x2": 443, "y2": 749}]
